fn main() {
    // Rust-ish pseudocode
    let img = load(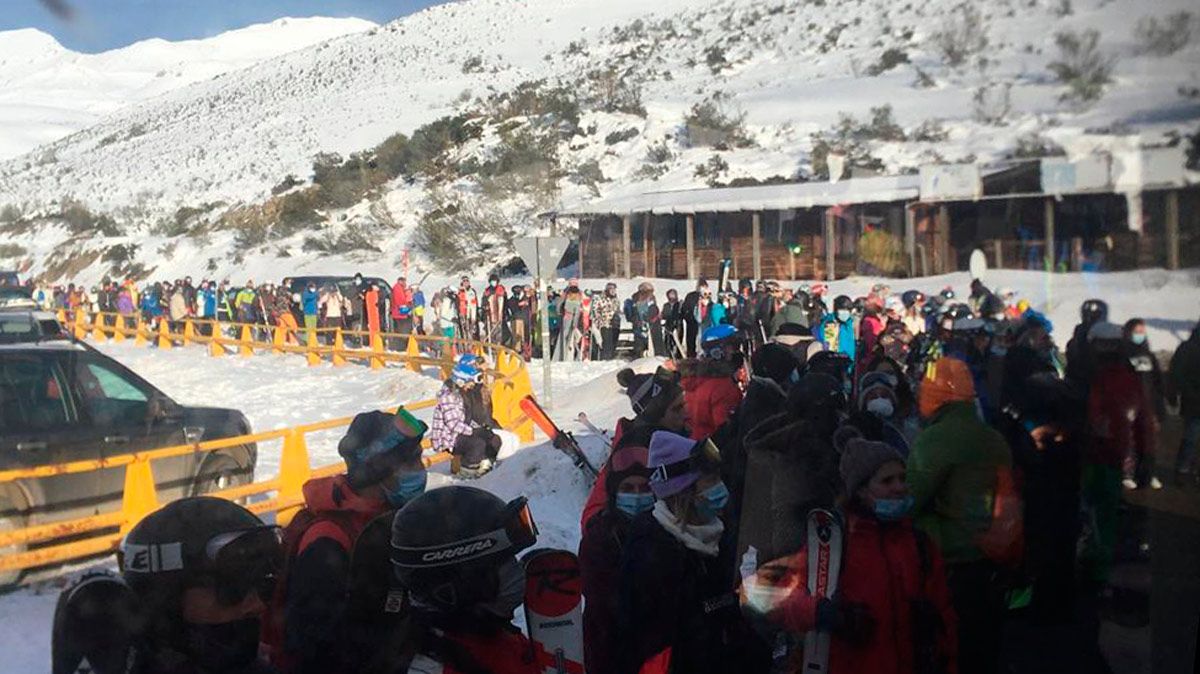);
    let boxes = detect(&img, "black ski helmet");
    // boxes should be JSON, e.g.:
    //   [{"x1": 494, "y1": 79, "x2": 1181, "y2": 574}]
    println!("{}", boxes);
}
[
  {"x1": 119, "y1": 497, "x2": 280, "y2": 622},
  {"x1": 901, "y1": 290, "x2": 925, "y2": 308},
  {"x1": 833, "y1": 295, "x2": 853, "y2": 311},
  {"x1": 787, "y1": 371, "x2": 847, "y2": 423},
  {"x1": 391, "y1": 486, "x2": 537, "y2": 615},
  {"x1": 1080, "y1": 299, "x2": 1108, "y2": 325}
]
